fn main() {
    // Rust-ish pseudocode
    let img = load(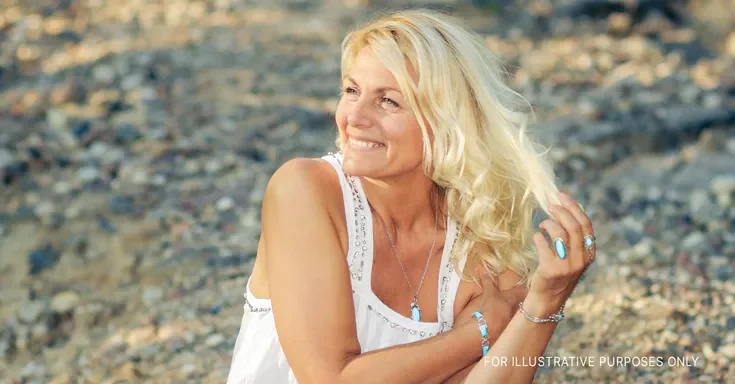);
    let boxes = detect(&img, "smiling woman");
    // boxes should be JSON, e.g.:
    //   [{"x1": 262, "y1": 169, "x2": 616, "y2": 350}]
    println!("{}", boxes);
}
[{"x1": 227, "y1": 8, "x2": 596, "y2": 384}]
